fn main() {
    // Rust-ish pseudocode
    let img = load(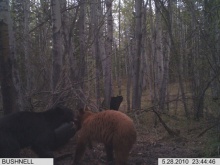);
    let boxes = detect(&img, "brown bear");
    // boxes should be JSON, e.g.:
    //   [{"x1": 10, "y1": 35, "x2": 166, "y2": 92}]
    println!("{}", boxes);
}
[{"x1": 74, "y1": 108, "x2": 136, "y2": 165}]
